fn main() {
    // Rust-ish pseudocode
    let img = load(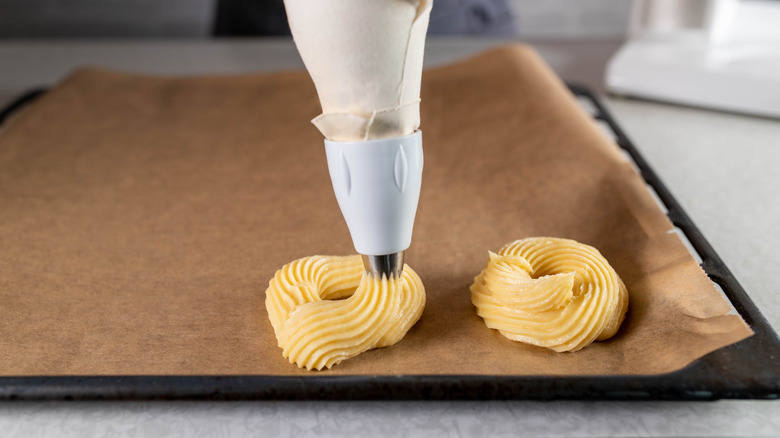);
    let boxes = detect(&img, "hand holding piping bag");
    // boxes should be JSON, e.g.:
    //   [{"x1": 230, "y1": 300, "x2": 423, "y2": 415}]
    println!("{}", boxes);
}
[{"x1": 283, "y1": 0, "x2": 433, "y2": 277}]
